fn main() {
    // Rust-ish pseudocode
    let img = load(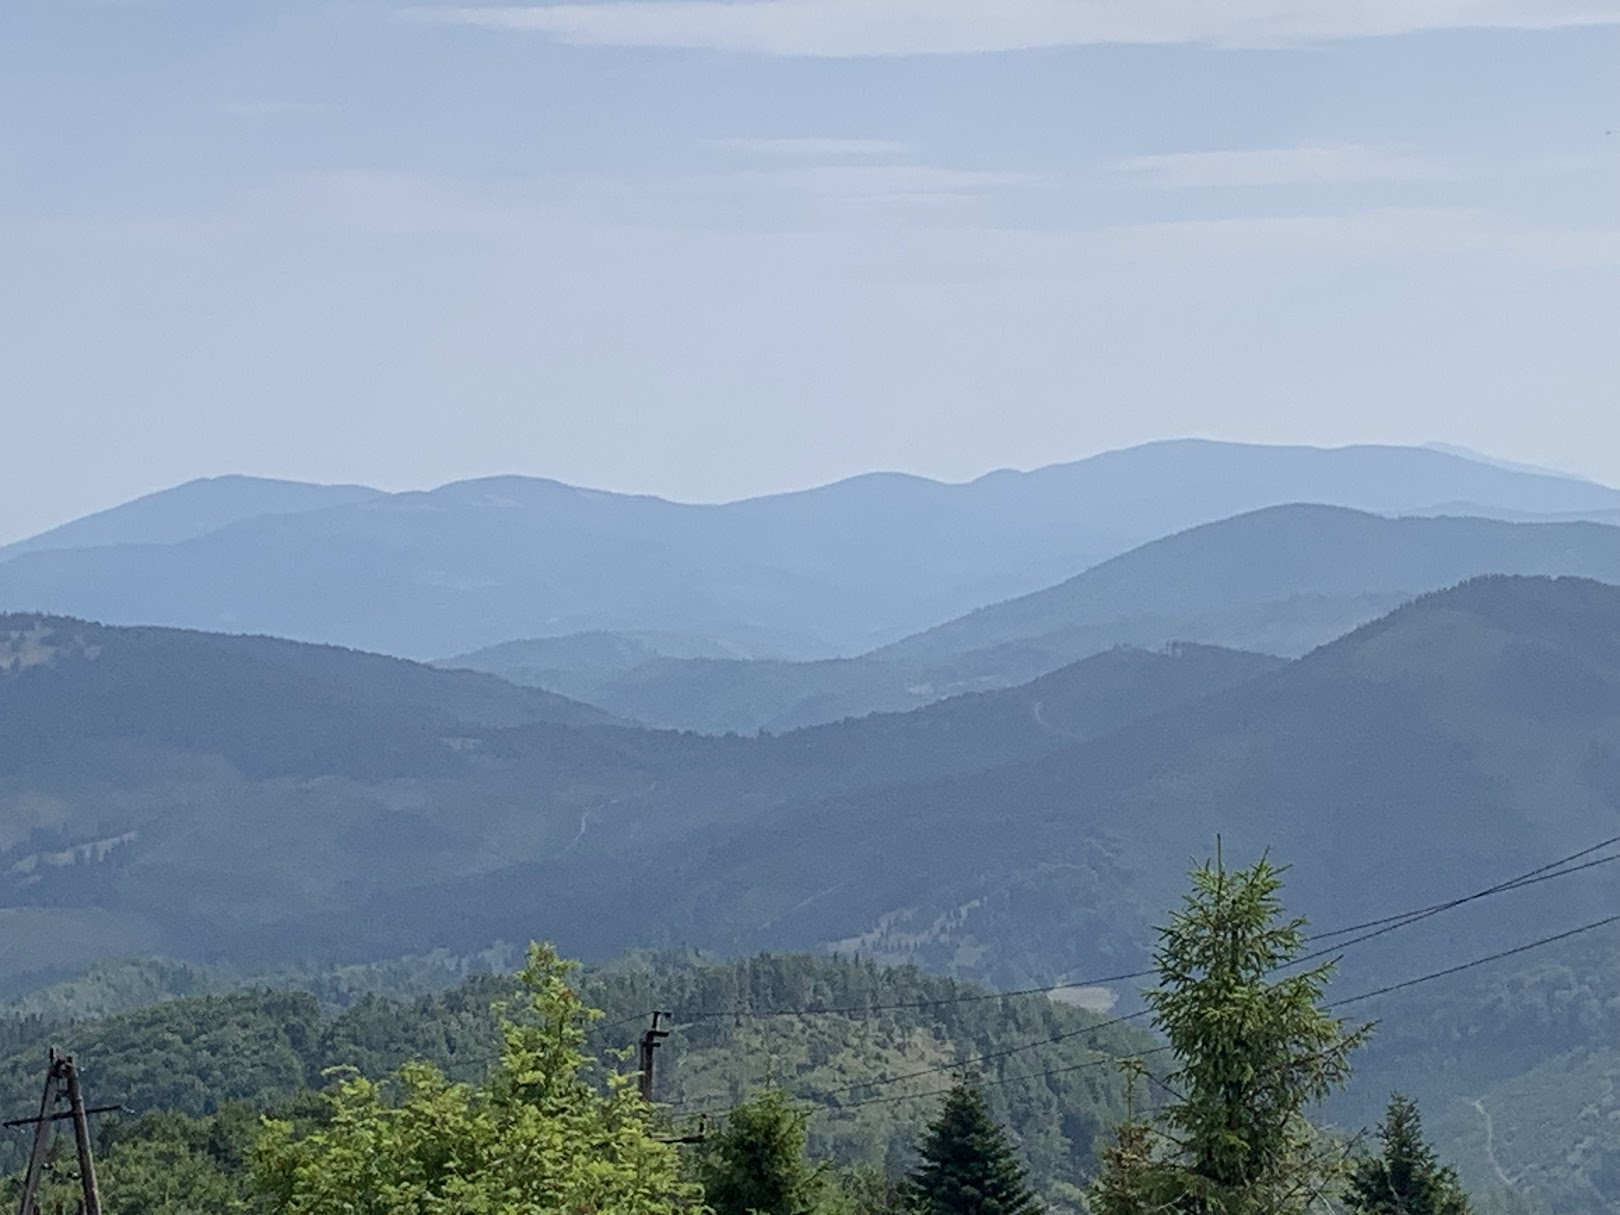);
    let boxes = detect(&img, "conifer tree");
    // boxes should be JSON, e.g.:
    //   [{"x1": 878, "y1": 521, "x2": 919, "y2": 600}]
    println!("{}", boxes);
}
[
  {"x1": 907, "y1": 1078, "x2": 1041, "y2": 1215},
  {"x1": 1347, "y1": 1094, "x2": 1473, "y2": 1215},
  {"x1": 700, "y1": 1087, "x2": 825, "y2": 1215},
  {"x1": 1089, "y1": 853, "x2": 1370, "y2": 1215}
]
